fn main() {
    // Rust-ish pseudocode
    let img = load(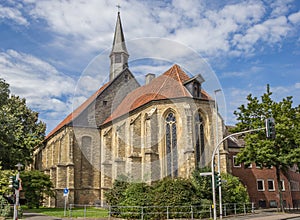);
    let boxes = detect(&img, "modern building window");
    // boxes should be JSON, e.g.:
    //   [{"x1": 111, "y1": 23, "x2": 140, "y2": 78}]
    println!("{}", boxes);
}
[
  {"x1": 257, "y1": 179, "x2": 265, "y2": 191},
  {"x1": 233, "y1": 156, "x2": 241, "y2": 168},
  {"x1": 270, "y1": 200, "x2": 277, "y2": 208},
  {"x1": 246, "y1": 163, "x2": 253, "y2": 168},
  {"x1": 280, "y1": 180, "x2": 285, "y2": 191},
  {"x1": 268, "y1": 179, "x2": 275, "y2": 191},
  {"x1": 165, "y1": 112, "x2": 178, "y2": 177},
  {"x1": 195, "y1": 113, "x2": 204, "y2": 167},
  {"x1": 290, "y1": 180, "x2": 300, "y2": 191}
]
